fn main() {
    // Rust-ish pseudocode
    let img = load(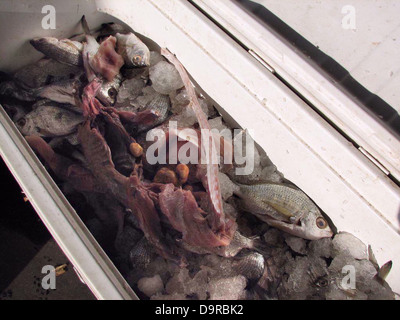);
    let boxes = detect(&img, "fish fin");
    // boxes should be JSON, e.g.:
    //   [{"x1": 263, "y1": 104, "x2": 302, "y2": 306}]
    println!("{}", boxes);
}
[
  {"x1": 368, "y1": 245, "x2": 380, "y2": 271},
  {"x1": 377, "y1": 260, "x2": 392, "y2": 281},
  {"x1": 81, "y1": 15, "x2": 91, "y2": 36}
]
